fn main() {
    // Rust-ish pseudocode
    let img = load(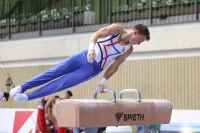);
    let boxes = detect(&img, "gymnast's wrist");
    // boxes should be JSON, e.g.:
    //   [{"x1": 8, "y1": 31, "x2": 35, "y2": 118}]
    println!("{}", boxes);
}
[
  {"x1": 88, "y1": 42, "x2": 96, "y2": 50},
  {"x1": 5, "y1": 83, "x2": 11, "y2": 86},
  {"x1": 99, "y1": 77, "x2": 107, "y2": 85}
]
